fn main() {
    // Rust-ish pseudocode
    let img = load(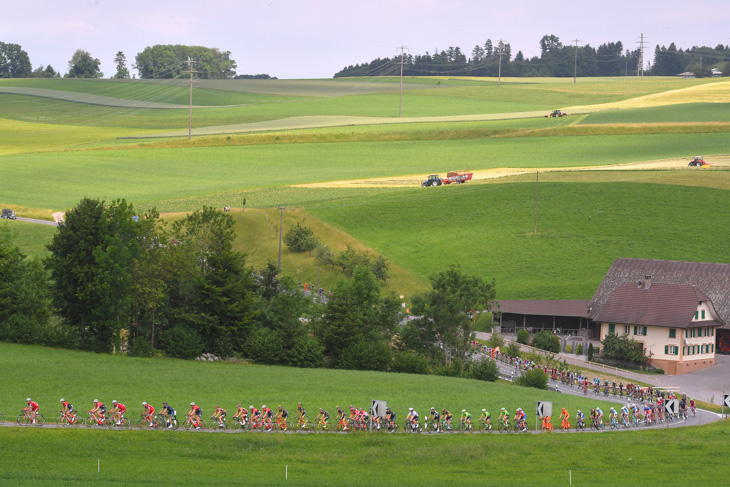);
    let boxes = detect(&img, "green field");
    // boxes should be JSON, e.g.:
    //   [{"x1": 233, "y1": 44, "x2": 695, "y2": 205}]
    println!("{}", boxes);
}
[
  {"x1": 2, "y1": 422, "x2": 729, "y2": 486},
  {"x1": 3, "y1": 342, "x2": 728, "y2": 486},
  {"x1": 581, "y1": 103, "x2": 730, "y2": 124}
]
